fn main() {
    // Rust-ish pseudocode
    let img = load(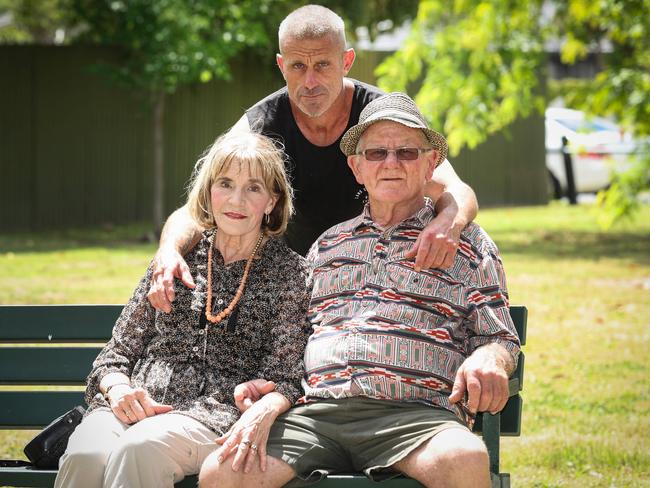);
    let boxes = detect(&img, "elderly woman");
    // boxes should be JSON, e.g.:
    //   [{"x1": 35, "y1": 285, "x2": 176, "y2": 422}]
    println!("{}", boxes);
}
[{"x1": 54, "y1": 132, "x2": 311, "y2": 488}]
